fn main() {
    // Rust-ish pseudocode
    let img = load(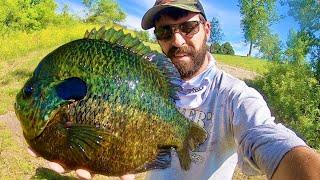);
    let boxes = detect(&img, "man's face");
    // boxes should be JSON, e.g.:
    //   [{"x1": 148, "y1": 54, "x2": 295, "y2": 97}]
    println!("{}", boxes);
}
[{"x1": 155, "y1": 12, "x2": 211, "y2": 80}]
